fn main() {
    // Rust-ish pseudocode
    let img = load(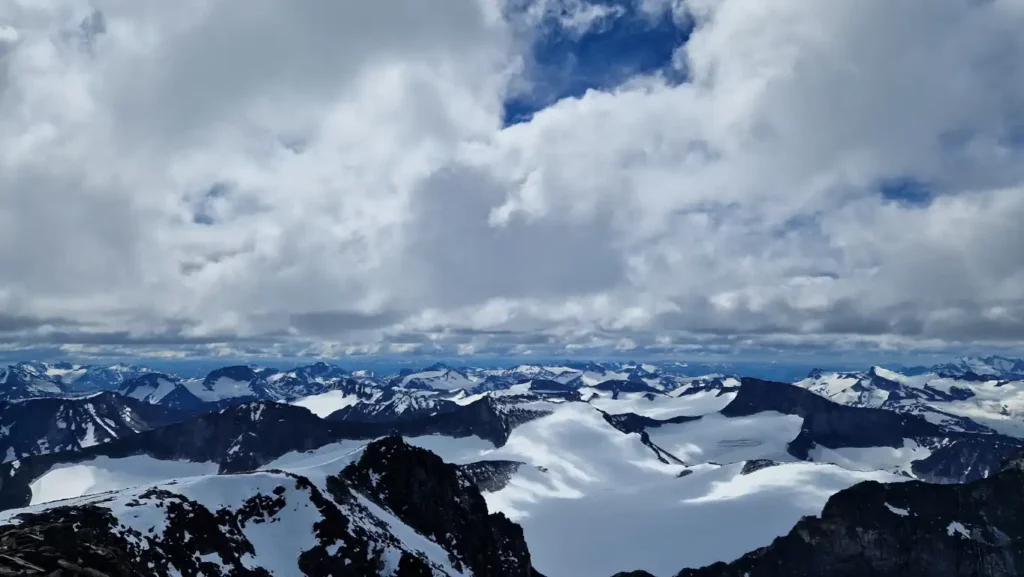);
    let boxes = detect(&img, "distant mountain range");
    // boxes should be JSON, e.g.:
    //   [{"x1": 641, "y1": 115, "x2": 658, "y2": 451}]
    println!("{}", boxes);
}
[{"x1": 1, "y1": 355, "x2": 1023, "y2": 576}]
